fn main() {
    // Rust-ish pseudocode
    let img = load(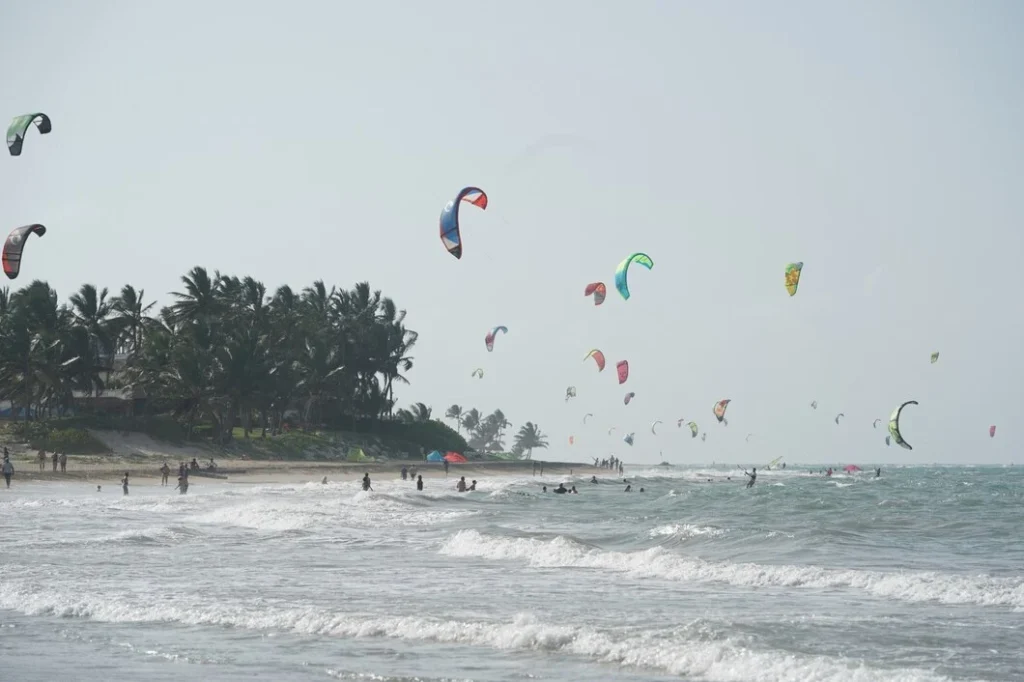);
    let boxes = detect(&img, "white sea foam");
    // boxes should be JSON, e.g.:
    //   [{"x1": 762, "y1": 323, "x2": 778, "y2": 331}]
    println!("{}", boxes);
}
[
  {"x1": 0, "y1": 582, "x2": 950, "y2": 682},
  {"x1": 440, "y1": 530, "x2": 1024, "y2": 609}
]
